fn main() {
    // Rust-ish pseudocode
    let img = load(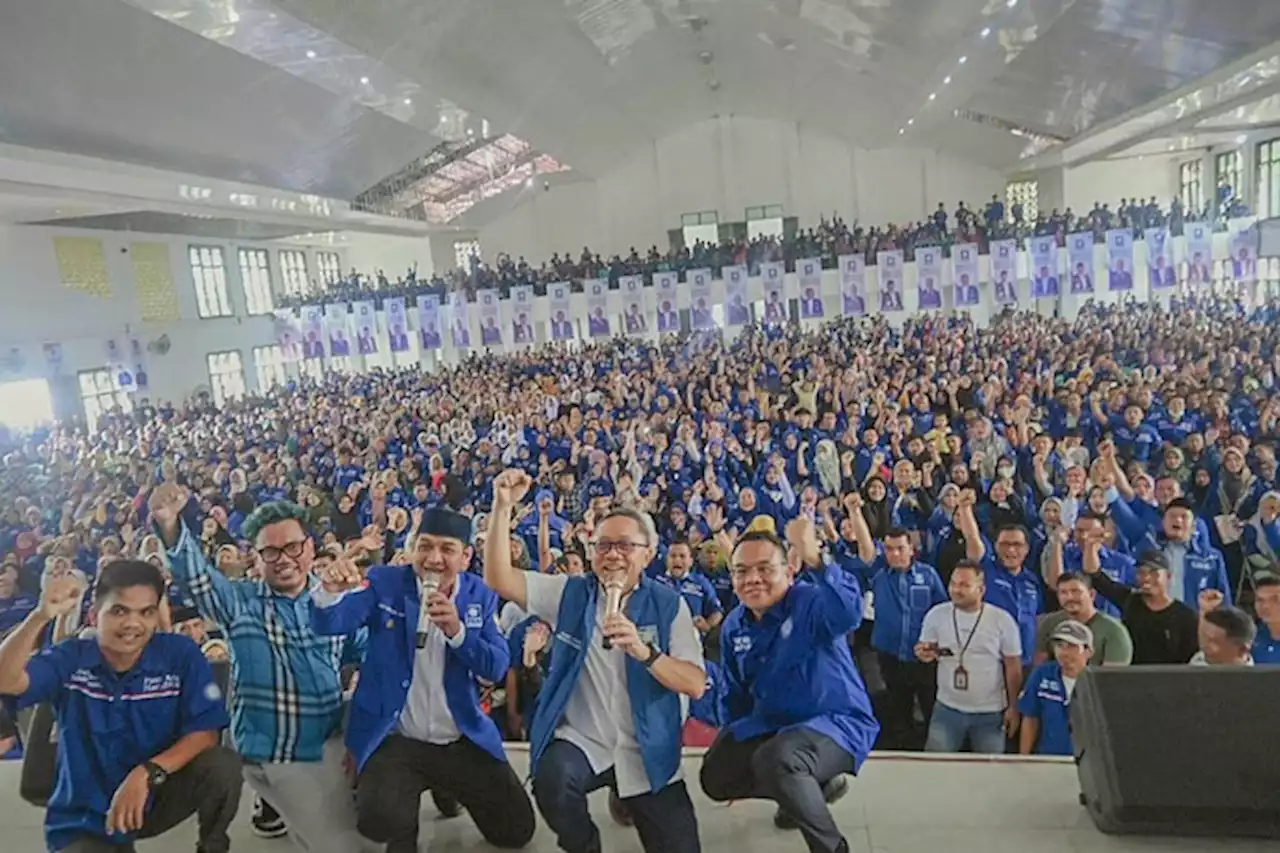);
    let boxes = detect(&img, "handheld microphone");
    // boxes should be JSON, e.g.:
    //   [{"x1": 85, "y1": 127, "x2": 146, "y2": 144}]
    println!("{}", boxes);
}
[
  {"x1": 601, "y1": 576, "x2": 625, "y2": 650},
  {"x1": 416, "y1": 573, "x2": 441, "y2": 650}
]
